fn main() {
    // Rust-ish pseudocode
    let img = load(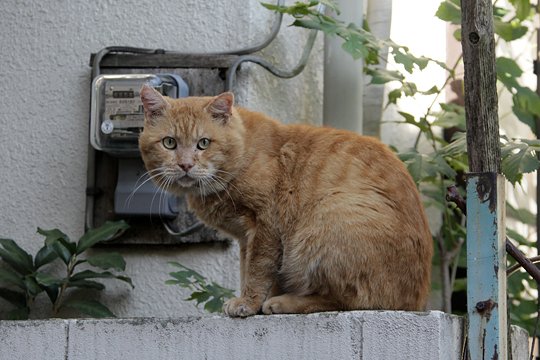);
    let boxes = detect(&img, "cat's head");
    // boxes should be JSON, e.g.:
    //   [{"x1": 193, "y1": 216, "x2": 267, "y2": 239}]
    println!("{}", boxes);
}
[{"x1": 138, "y1": 85, "x2": 245, "y2": 196}]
